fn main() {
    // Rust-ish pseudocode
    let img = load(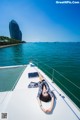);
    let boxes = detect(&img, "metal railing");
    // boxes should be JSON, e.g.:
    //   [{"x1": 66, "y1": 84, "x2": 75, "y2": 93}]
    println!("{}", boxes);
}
[
  {"x1": 32, "y1": 59, "x2": 80, "y2": 109},
  {"x1": 0, "y1": 59, "x2": 80, "y2": 109}
]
